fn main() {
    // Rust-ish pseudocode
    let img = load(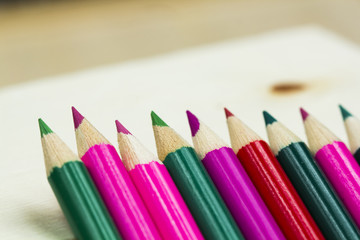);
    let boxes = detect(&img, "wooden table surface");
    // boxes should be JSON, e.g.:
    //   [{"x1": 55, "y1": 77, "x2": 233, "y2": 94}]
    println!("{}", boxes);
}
[{"x1": 1, "y1": 0, "x2": 360, "y2": 87}]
